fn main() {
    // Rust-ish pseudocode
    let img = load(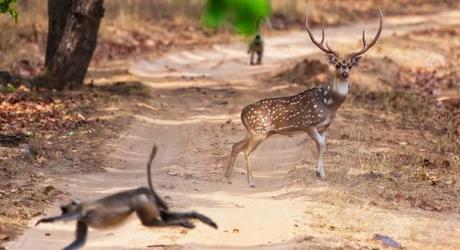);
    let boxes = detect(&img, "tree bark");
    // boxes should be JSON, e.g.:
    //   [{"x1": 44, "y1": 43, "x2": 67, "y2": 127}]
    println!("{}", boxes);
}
[
  {"x1": 45, "y1": 0, "x2": 72, "y2": 66},
  {"x1": 37, "y1": 0, "x2": 104, "y2": 90}
]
